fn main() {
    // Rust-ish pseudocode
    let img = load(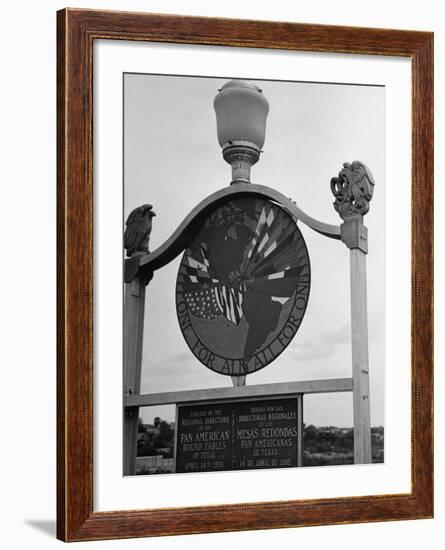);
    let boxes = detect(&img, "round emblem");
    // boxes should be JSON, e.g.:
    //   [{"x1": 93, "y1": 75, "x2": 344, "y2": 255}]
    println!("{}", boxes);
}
[{"x1": 176, "y1": 197, "x2": 310, "y2": 376}]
